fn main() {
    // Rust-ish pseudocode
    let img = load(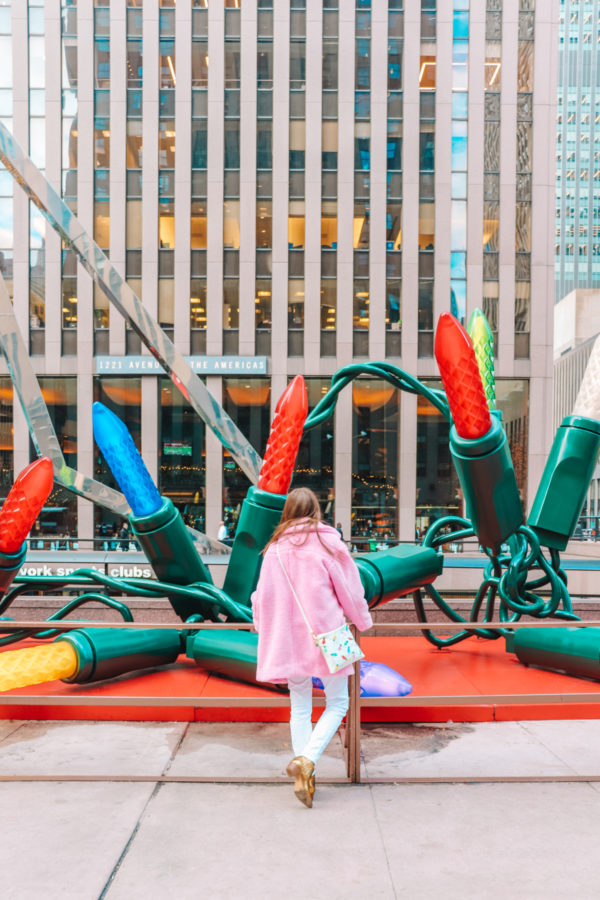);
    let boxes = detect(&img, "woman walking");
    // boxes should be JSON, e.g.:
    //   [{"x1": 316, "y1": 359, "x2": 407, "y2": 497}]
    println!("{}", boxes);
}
[{"x1": 251, "y1": 487, "x2": 373, "y2": 807}]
